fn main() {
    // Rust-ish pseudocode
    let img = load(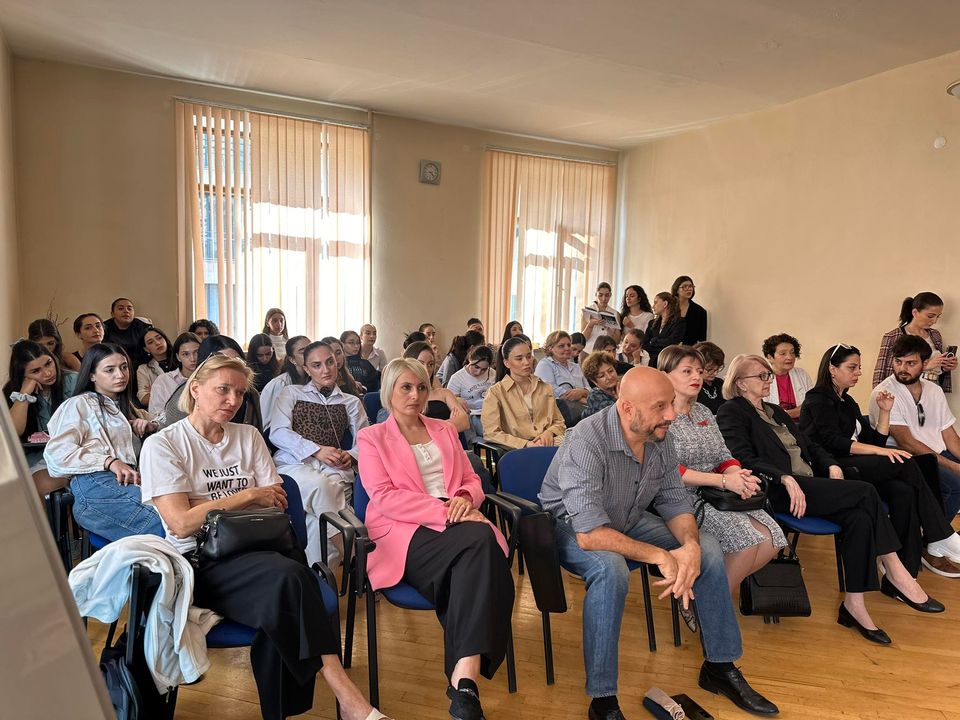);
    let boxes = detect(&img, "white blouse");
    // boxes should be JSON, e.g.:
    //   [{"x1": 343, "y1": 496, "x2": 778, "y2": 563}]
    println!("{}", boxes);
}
[
  {"x1": 149, "y1": 369, "x2": 188, "y2": 418},
  {"x1": 44, "y1": 393, "x2": 152, "y2": 477},
  {"x1": 411, "y1": 440, "x2": 446, "y2": 498},
  {"x1": 136, "y1": 359, "x2": 165, "y2": 404}
]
